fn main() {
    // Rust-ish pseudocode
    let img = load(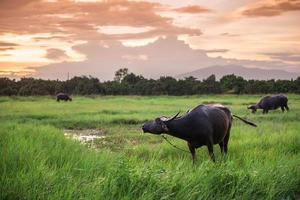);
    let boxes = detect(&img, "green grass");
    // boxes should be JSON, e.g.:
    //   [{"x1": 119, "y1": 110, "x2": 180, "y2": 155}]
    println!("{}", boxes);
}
[{"x1": 0, "y1": 95, "x2": 300, "y2": 199}]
